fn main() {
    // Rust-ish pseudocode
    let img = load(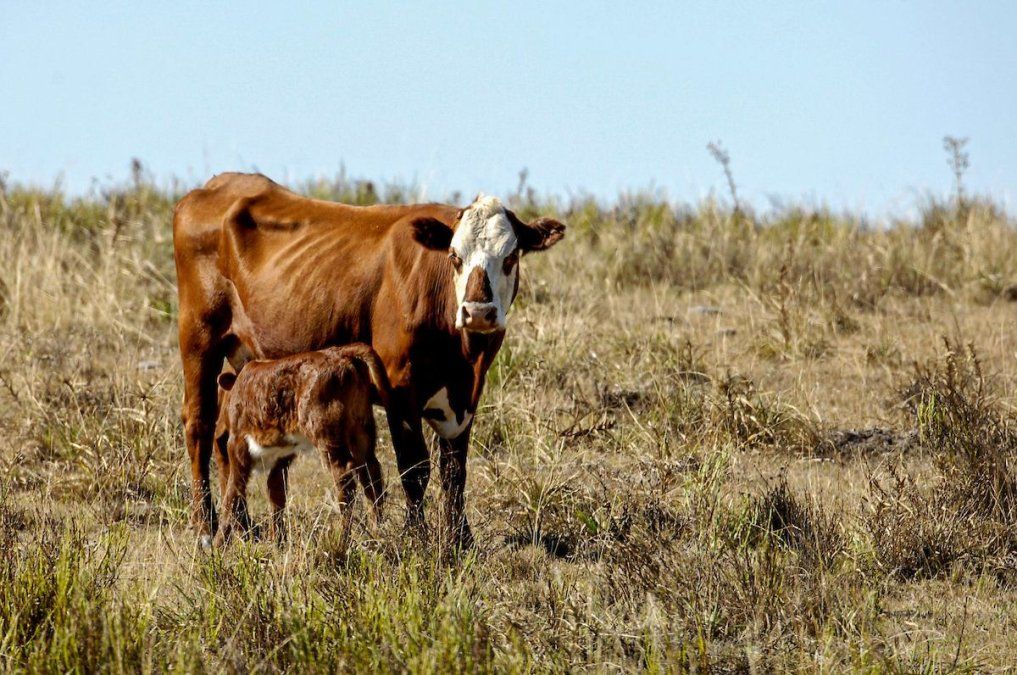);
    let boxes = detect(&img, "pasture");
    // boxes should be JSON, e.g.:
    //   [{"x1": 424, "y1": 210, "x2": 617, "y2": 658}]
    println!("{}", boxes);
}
[{"x1": 1, "y1": 171, "x2": 1016, "y2": 671}]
